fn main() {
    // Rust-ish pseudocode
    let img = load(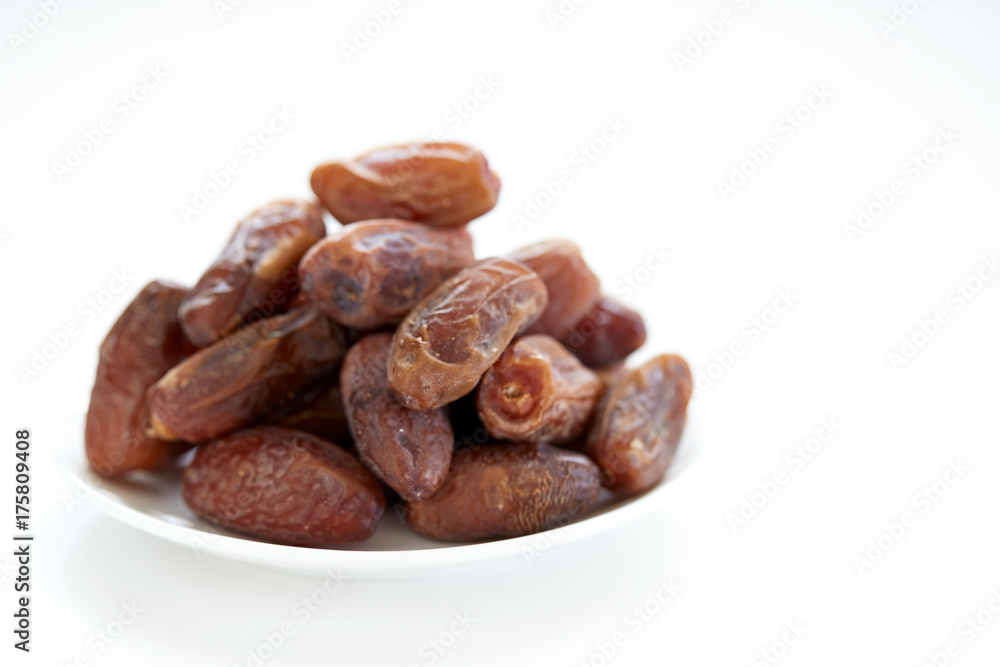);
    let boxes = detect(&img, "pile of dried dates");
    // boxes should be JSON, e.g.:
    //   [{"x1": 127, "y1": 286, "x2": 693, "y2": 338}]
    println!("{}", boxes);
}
[{"x1": 84, "y1": 142, "x2": 692, "y2": 547}]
